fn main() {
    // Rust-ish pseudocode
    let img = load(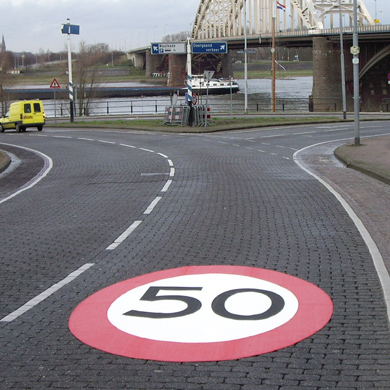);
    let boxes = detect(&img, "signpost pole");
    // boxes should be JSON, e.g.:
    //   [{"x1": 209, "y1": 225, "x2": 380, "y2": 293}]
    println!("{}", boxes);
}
[
  {"x1": 54, "y1": 89, "x2": 57, "y2": 124},
  {"x1": 66, "y1": 19, "x2": 75, "y2": 123},
  {"x1": 50, "y1": 79, "x2": 61, "y2": 124},
  {"x1": 186, "y1": 38, "x2": 193, "y2": 126}
]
